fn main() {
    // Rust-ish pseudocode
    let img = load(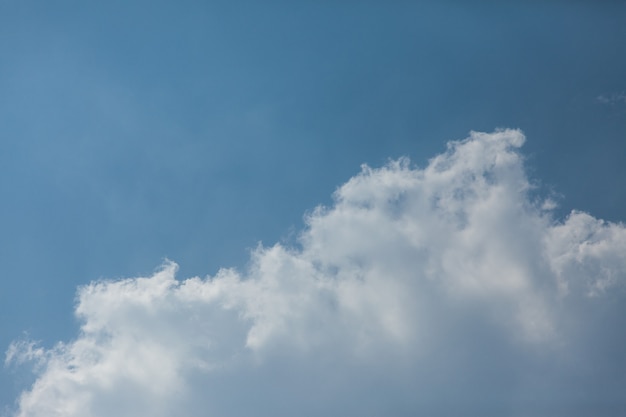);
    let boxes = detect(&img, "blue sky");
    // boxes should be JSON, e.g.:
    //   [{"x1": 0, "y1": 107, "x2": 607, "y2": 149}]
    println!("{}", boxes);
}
[{"x1": 1, "y1": 2, "x2": 626, "y2": 416}]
